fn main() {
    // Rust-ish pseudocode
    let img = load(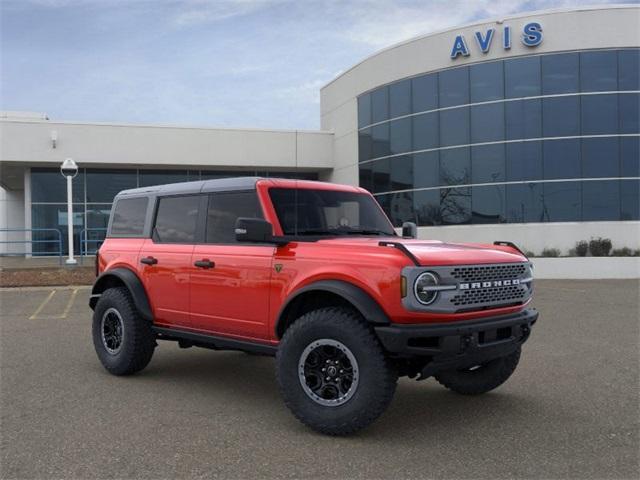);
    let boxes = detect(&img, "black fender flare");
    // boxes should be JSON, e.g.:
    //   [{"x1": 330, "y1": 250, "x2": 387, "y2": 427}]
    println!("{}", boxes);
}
[
  {"x1": 89, "y1": 268, "x2": 153, "y2": 321},
  {"x1": 275, "y1": 280, "x2": 391, "y2": 338}
]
